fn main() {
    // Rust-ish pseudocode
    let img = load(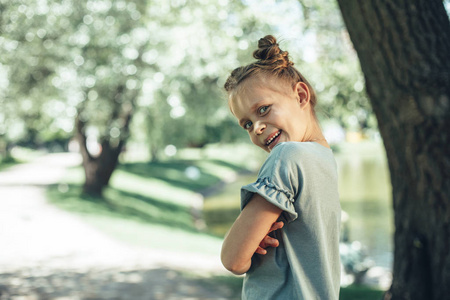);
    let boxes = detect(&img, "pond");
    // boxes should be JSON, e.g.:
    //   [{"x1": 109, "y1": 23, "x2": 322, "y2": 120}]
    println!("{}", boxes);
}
[{"x1": 203, "y1": 141, "x2": 393, "y2": 269}]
